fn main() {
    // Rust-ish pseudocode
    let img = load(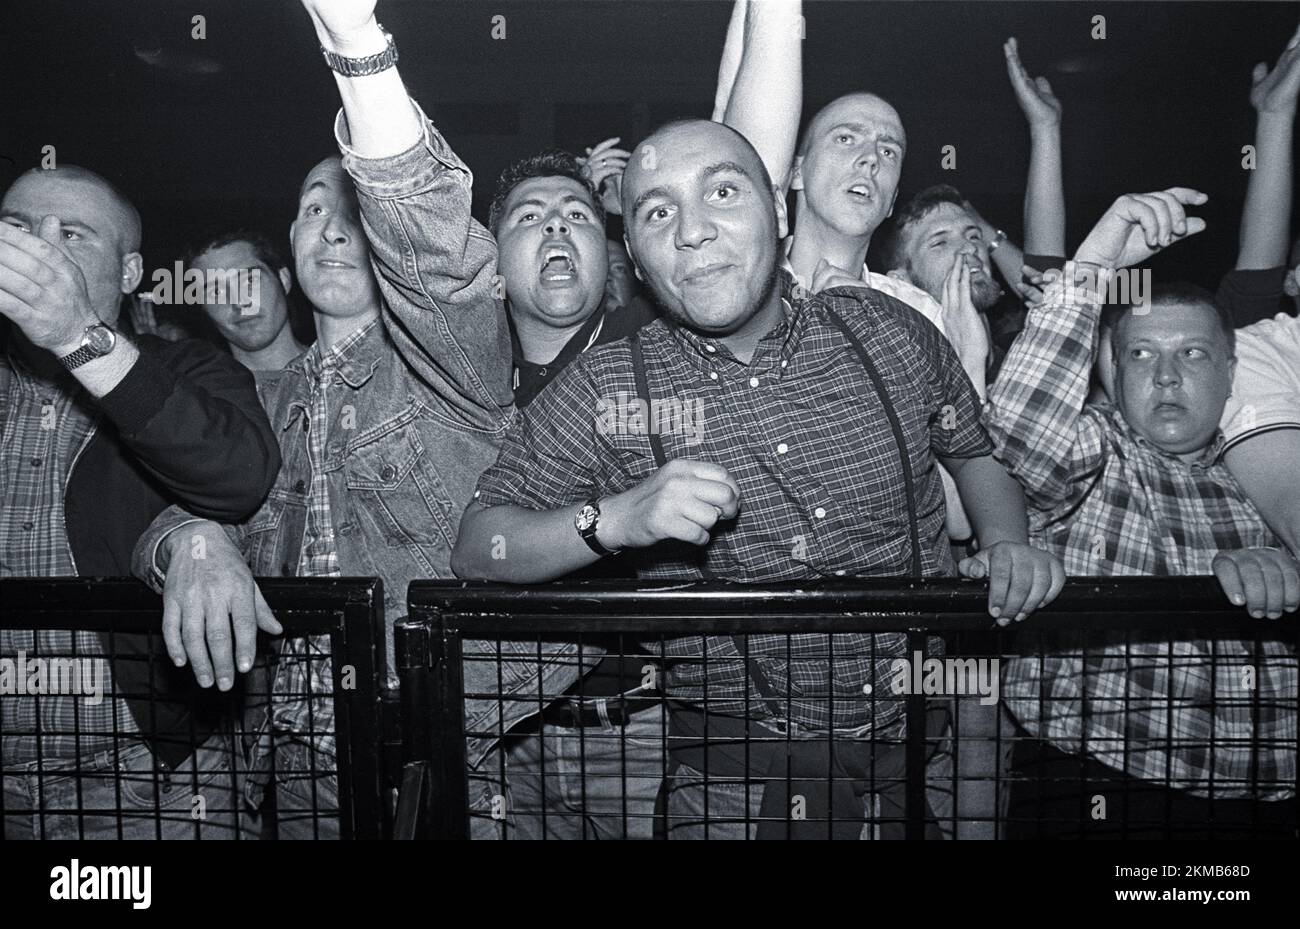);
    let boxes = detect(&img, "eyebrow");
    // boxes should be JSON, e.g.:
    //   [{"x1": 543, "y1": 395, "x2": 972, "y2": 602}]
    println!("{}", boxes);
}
[
  {"x1": 828, "y1": 122, "x2": 906, "y2": 147},
  {"x1": 631, "y1": 161, "x2": 754, "y2": 217},
  {"x1": 507, "y1": 195, "x2": 593, "y2": 215}
]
